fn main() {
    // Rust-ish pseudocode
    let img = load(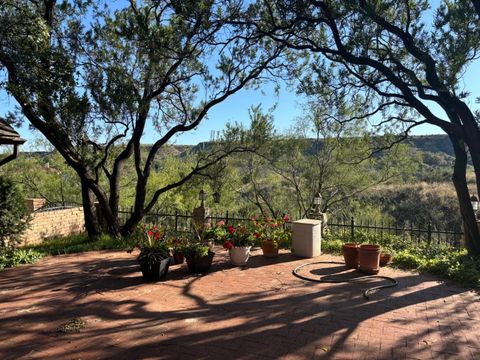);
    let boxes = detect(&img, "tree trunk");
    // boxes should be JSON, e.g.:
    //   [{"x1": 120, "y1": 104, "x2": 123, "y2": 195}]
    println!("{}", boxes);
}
[
  {"x1": 80, "y1": 177, "x2": 101, "y2": 239},
  {"x1": 120, "y1": 178, "x2": 147, "y2": 236},
  {"x1": 450, "y1": 135, "x2": 480, "y2": 255}
]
